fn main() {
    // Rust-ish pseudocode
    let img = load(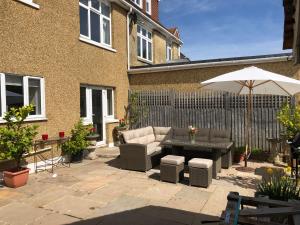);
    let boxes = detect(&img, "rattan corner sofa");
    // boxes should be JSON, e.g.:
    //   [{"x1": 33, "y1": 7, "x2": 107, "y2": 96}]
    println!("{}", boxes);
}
[{"x1": 119, "y1": 126, "x2": 233, "y2": 172}]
